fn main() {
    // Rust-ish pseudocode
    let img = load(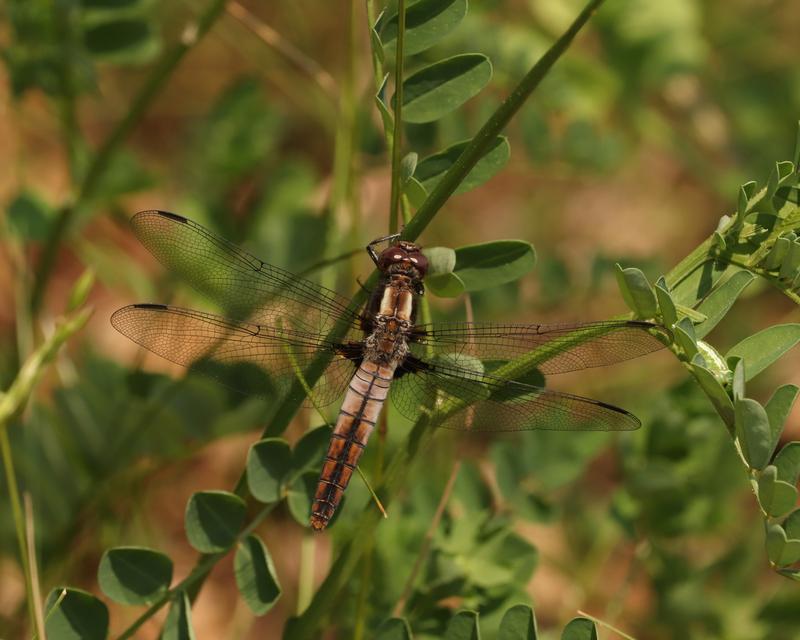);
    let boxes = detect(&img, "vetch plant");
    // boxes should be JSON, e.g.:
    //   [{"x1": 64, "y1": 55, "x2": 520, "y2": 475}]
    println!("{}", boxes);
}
[{"x1": 3, "y1": 0, "x2": 800, "y2": 639}]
